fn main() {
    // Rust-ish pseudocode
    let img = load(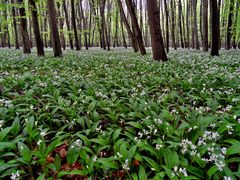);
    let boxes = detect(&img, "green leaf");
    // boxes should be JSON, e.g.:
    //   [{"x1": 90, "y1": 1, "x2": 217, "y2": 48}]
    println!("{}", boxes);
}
[
  {"x1": 163, "y1": 149, "x2": 179, "y2": 169},
  {"x1": 112, "y1": 128, "x2": 121, "y2": 142},
  {"x1": 11, "y1": 117, "x2": 20, "y2": 135},
  {"x1": 227, "y1": 143, "x2": 240, "y2": 155},
  {"x1": 142, "y1": 156, "x2": 160, "y2": 172},
  {"x1": 138, "y1": 165, "x2": 147, "y2": 180},
  {"x1": 18, "y1": 142, "x2": 32, "y2": 163},
  {"x1": 0, "y1": 127, "x2": 12, "y2": 141},
  {"x1": 207, "y1": 165, "x2": 218, "y2": 177},
  {"x1": 36, "y1": 174, "x2": 45, "y2": 180}
]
